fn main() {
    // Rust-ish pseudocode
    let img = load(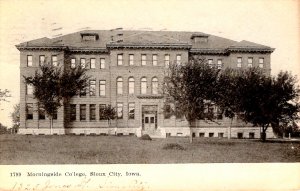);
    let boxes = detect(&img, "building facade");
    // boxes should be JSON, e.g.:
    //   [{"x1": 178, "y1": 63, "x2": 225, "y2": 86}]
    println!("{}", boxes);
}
[{"x1": 16, "y1": 30, "x2": 275, "y2": 138}]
